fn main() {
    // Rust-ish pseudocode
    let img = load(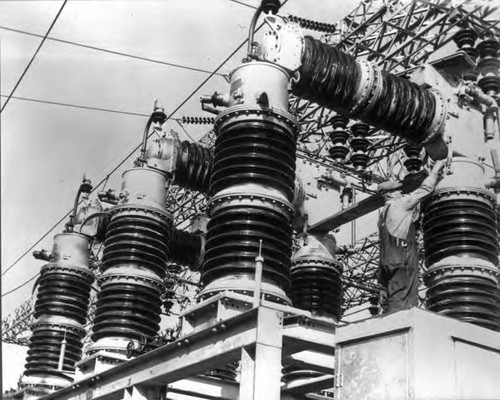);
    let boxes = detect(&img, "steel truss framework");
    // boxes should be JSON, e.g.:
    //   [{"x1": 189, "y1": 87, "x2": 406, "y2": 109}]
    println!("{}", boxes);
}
[
  {"x1": 3, "y1": 0, "x2": 499, "y2": 345},
  {"x1": 1, "y1": 297, "x2": 34, "y2": 346},
  {"x1": 161, "y1": 0, "x2": 500, "y2": 316}
]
